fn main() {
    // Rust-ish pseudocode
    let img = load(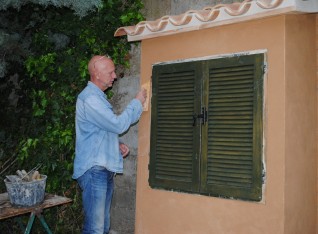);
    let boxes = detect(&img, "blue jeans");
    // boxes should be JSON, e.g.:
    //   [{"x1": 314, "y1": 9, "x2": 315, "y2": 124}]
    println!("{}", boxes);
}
[{"x1": 77, "y1": 166, "x2": 114, "y2": 234}]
